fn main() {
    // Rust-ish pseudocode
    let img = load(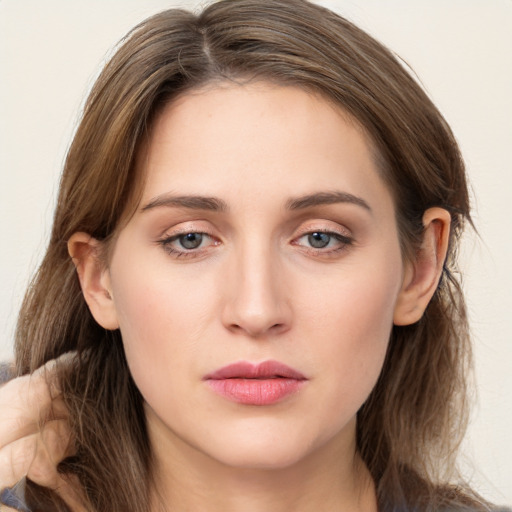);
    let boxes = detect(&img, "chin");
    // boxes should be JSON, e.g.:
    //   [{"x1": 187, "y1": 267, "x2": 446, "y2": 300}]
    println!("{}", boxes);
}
[
  {"x1": 210, "y1": 446, "x2": 308, "y2": 471},
  {"x1": 198, "y1": 427, "x2": 320, "y2": 471}
]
